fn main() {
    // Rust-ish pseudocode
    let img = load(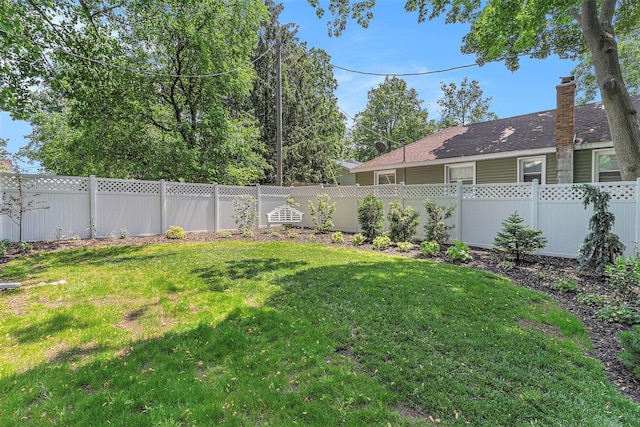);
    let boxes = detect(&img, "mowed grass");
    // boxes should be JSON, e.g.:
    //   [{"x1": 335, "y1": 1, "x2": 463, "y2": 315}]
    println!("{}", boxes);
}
[{"x1": 0, "y1": 241, "x2": 638, "y2": 426}]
